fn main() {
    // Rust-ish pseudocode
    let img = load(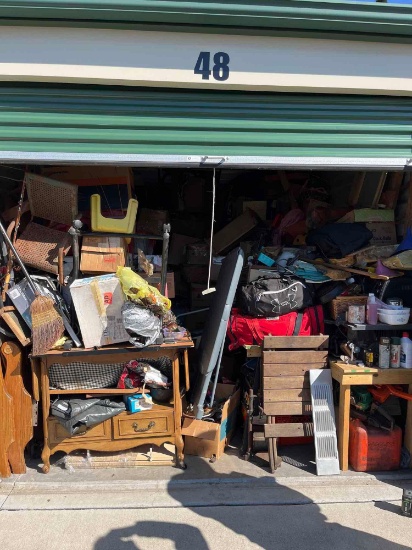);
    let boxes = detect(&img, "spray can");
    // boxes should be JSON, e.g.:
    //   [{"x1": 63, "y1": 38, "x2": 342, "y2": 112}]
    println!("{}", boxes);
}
[
  {"x1": 365, "y1": 348, "x2": 375, "y2": 368},
  {"x1": 401, "y1": 488, "x2": 412, "y2": 517},
  {"x1": 390, "y1": 337, "x2": 401, "y2": 369},
  {"x1": 379, "y1": 337, "x2": 391, "y2": 369}
]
